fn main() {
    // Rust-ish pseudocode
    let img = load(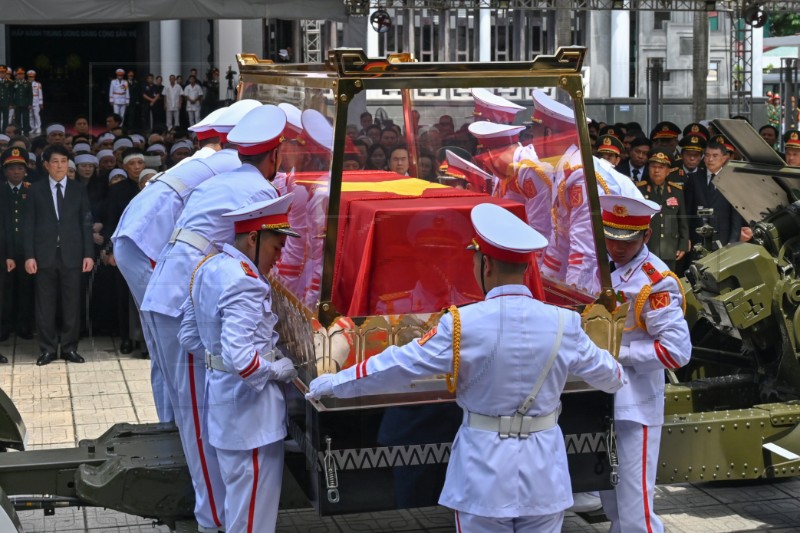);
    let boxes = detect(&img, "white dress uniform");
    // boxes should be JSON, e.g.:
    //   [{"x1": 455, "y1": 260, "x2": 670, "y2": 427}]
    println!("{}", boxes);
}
[
  {"x1": 308, "y1": 203, "x2": 626, "y2": 533},
  {"x1": 183, "y1": 82, "x2": 204, "y2": 126},
  {"x1": 109, "y1": 70, "x2": 129, "y2": 121},
  {"x1": 596, "y1": 195, "x2": 692, "y2": 533},
  {"x1": 28, "y1": 72, "x2": 42, "y2": 134},
  {"x1": 179, "y1": 196, "x2": 299, "y2": 533},
  {"x1": 542, "y1": 147, "x2": 645, "y2": 295},
  {"x1": 140, "y1": 103, "x2": 285, "y2": 531},
  {"x1": 112, "y1": 147, "x2": 241, "y2": 422}
]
